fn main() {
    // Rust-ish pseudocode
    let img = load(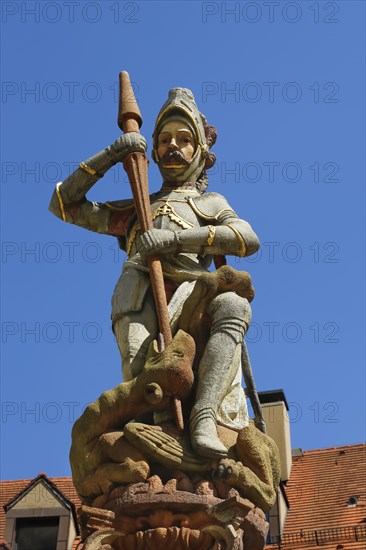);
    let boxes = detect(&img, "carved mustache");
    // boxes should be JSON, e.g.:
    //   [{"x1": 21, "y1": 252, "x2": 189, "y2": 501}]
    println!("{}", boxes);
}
[{"x1": 160, "y1": 150, "x2": 189, "y2": 166}]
